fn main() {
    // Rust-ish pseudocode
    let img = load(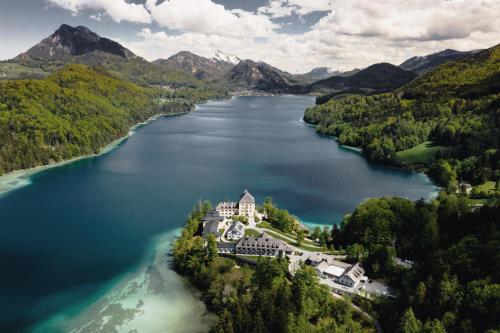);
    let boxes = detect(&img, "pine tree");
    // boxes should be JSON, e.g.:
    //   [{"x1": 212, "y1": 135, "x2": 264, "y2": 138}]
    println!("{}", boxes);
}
[{"x1": 399, "y1": 307, "x2": 422, "y2": 333}]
